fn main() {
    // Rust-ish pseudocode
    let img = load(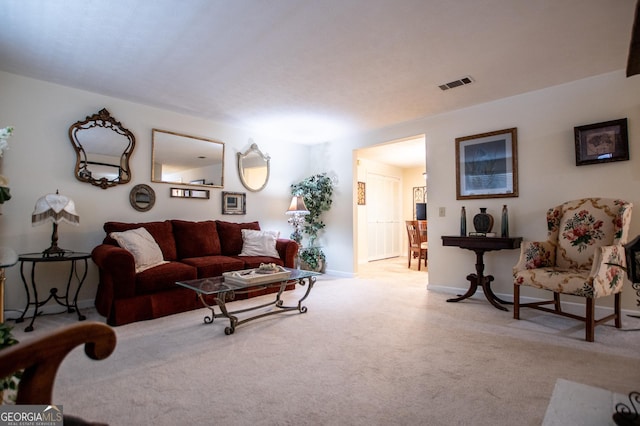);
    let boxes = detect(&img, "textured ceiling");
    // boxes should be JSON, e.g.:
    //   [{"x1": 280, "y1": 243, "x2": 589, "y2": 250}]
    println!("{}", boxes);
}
[{"x1": 0, "y1": 0, "x2": 636, "y2": 155}]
